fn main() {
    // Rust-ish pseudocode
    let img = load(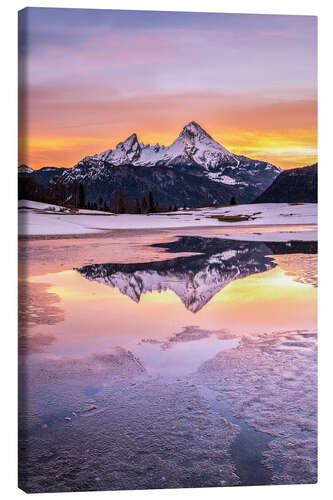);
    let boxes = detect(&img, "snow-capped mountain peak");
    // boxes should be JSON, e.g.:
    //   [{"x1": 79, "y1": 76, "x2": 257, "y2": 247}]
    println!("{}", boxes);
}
[
  {"x1": 90, "y1": 121, "x2": 237, "y2": 168},
  {"x1": 18, "y1": 164, "x2": 33, "y2": 174},
  {"x1": 180, "y1": 120, "x2": 212, "y2": 139},
  {"x1": 93, "y1": 133, "x2": 141, "y2": 165},
  {"x1": 56, "y1": 121, "x2": 281, "y2": 204},
  {"x1": 75, "y1": 240, "x2": 275, "y2": 313},
  {"x1": 120, "y1": 133, "x2": 139, "y2": 150},
  {"x1": 163, "y1": 121, "x2": 236, "y2": 168}
]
